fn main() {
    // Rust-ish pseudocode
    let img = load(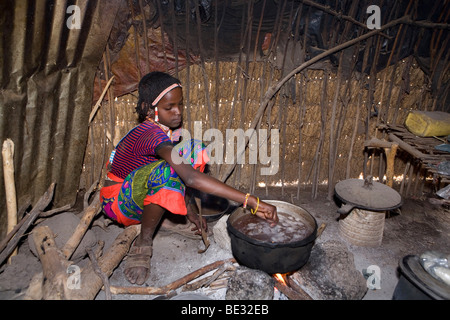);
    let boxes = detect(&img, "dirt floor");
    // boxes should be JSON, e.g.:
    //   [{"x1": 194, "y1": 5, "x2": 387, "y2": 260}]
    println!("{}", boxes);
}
[{"x1": 0, "y1": 185, "x2": 449, "y2": 300}]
